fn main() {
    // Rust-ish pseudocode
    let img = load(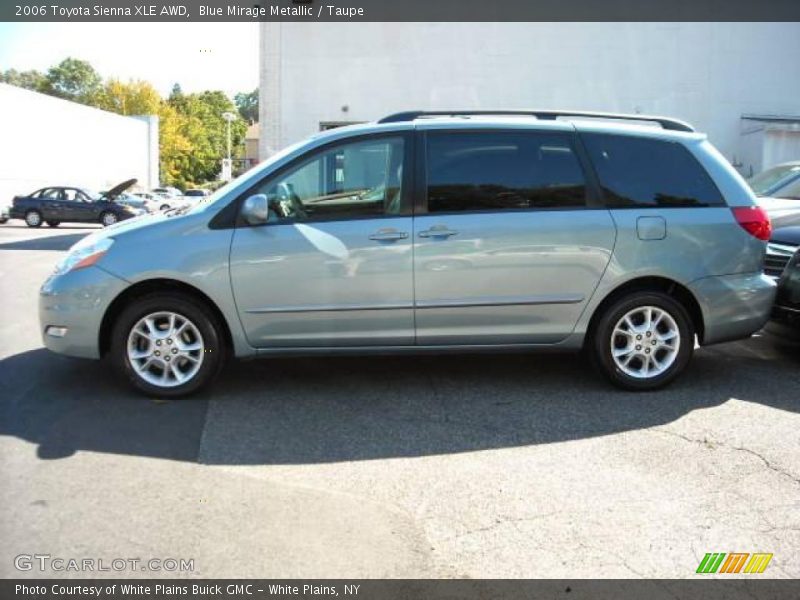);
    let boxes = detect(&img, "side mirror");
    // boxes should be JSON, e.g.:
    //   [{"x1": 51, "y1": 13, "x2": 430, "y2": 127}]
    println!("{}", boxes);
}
[{"x1": 241, "y1": 194, "x2": 270, "y2": 226}]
